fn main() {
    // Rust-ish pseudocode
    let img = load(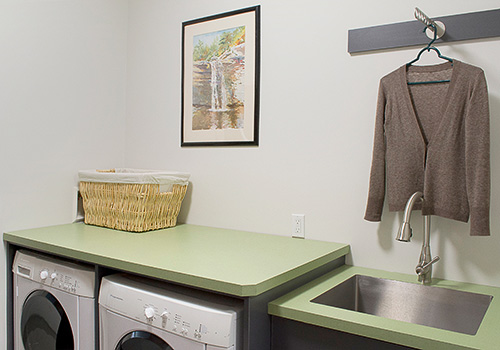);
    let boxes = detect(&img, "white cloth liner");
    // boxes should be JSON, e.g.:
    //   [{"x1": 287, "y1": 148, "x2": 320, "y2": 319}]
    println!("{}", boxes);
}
[{"x1": 78, "y1": 168, "x2": 190, "y2": 193}]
